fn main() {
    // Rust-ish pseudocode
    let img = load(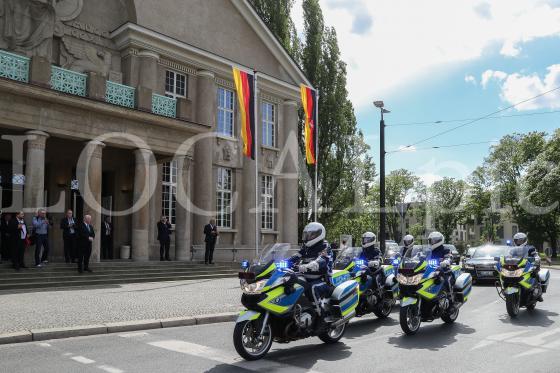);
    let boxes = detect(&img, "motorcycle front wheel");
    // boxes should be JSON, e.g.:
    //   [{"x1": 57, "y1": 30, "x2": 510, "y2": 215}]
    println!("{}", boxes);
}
[
  {"x1": 318, "y1": 322, "x2": 346, "y2": 344},
  {"x1": 441, "y1": 304, "x2": 459, "y2": 324},
  {"x1": 374, "y1": 297, "x2": 395, "y2": 319},
  {"x1": 400, "y1": 304, "x2": 421, "y2": 335},
  {"x1": 505, "y1": 292, "x2": 520, "y2": 317},
  {"x1": 233, "y1": 320, "x2": 273, "y2": 361}
]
